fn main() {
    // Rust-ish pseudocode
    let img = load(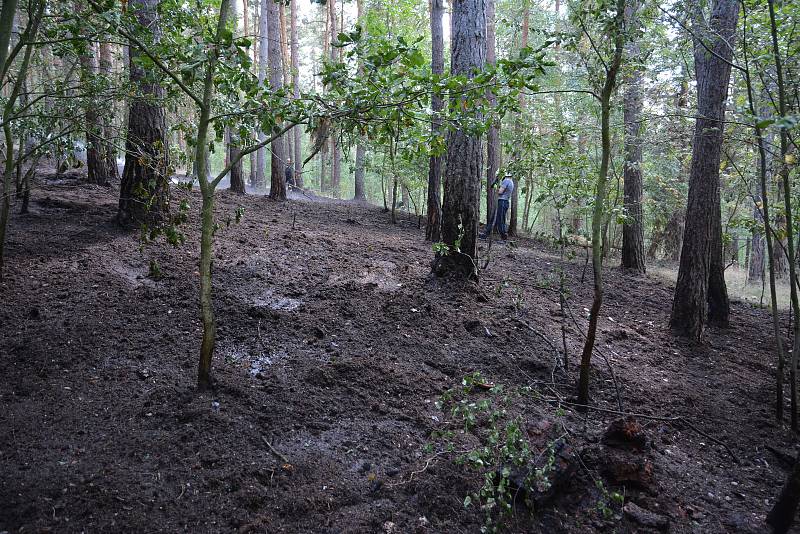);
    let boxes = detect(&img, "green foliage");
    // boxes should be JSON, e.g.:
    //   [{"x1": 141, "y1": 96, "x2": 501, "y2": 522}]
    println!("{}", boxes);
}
[
  {"x1": 594, "y1": 479, "x2": 624, "y2": 520},
  {"x1": 148, "y1": 258, "x2": 163, "y2": 280},
  {"x1": 431, "y1": 373, "x2": 559, "y2": 532}
]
